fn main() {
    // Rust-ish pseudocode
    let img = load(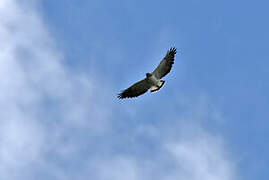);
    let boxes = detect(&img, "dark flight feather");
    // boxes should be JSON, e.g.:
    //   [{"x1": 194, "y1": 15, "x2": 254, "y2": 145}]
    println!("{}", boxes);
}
[
  {"x1": 152, "y1": 47, "x2": 177, "y2": 79},
  {"x1": 118, "y1": 78, "x2": 151, "y2": 99}
]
